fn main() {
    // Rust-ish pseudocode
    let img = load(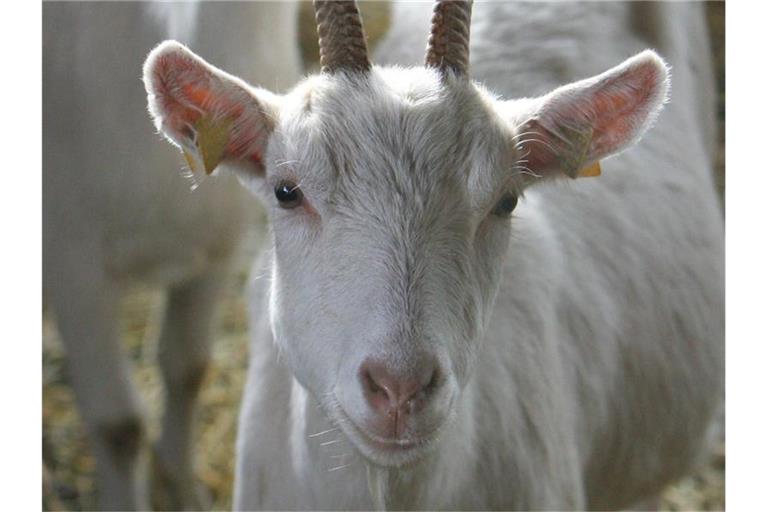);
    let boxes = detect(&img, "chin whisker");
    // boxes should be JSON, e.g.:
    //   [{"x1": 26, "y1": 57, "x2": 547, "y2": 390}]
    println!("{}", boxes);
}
[
  {"x1": 327, "y1": 462, "x2": 353, "y2": 473},
  {"x1": 308, "y1": 427, "x2": 339, "y2": 438}
]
